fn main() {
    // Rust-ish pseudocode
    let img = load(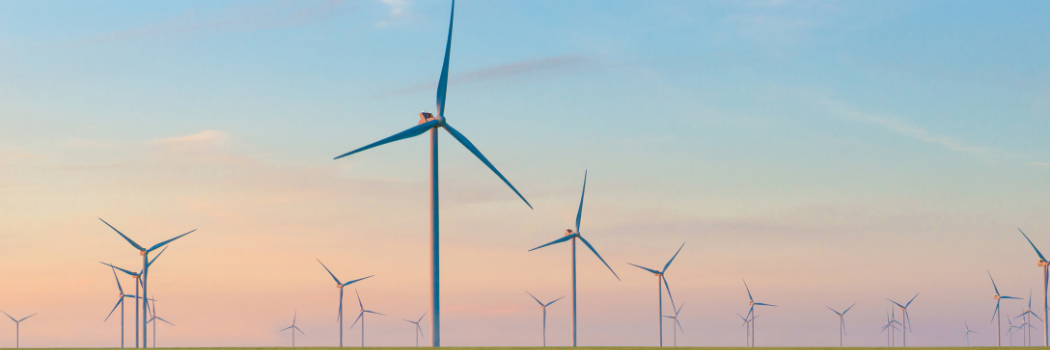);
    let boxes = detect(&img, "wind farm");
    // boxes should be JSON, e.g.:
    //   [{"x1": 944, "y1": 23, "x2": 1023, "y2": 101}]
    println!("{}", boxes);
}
[{"x1": 2, "y1": 0, "x2": 1050, "y2": 348}]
